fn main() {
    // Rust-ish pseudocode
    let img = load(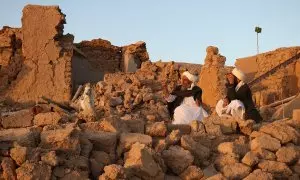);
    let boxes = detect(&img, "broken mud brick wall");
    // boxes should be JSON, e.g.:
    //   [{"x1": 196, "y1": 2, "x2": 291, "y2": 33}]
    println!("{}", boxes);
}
[
  {"x1": 72, "y1": 39, "x2": 149, "y2": 92},
  {"x1": 175, "y1": 62, "x2": 202, "y2": 75},
  {"x1": 198, "y1": 46, "x2": 227, "y2": 109},
  {"x1": 74, "y1": 39, "x2": 149, "y2": 73},
  {"x1": 72, "y1": 39, "x2": 121, "y2": 93},
  {"x1": 0, "y1": 4, "x2": 150, "y2": 106},
  {"x1": 74, "y1": 39, "x2": 122, "y2": 74},
  {"x1": 0, "y1": 27, "x2": 23, "y2": 92},
  {"x1": 236, "y1": 47, "x2": 300, "y2": 106},
  {"x1": 2, "y1": 59, "x2": 300, "y2": 179},
  {"x1": 3, "y1": 5, "x2": 73, "y2": 106},
  {"x1": 122, "y1": 41, "x2": 149, "y2": 73}
]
